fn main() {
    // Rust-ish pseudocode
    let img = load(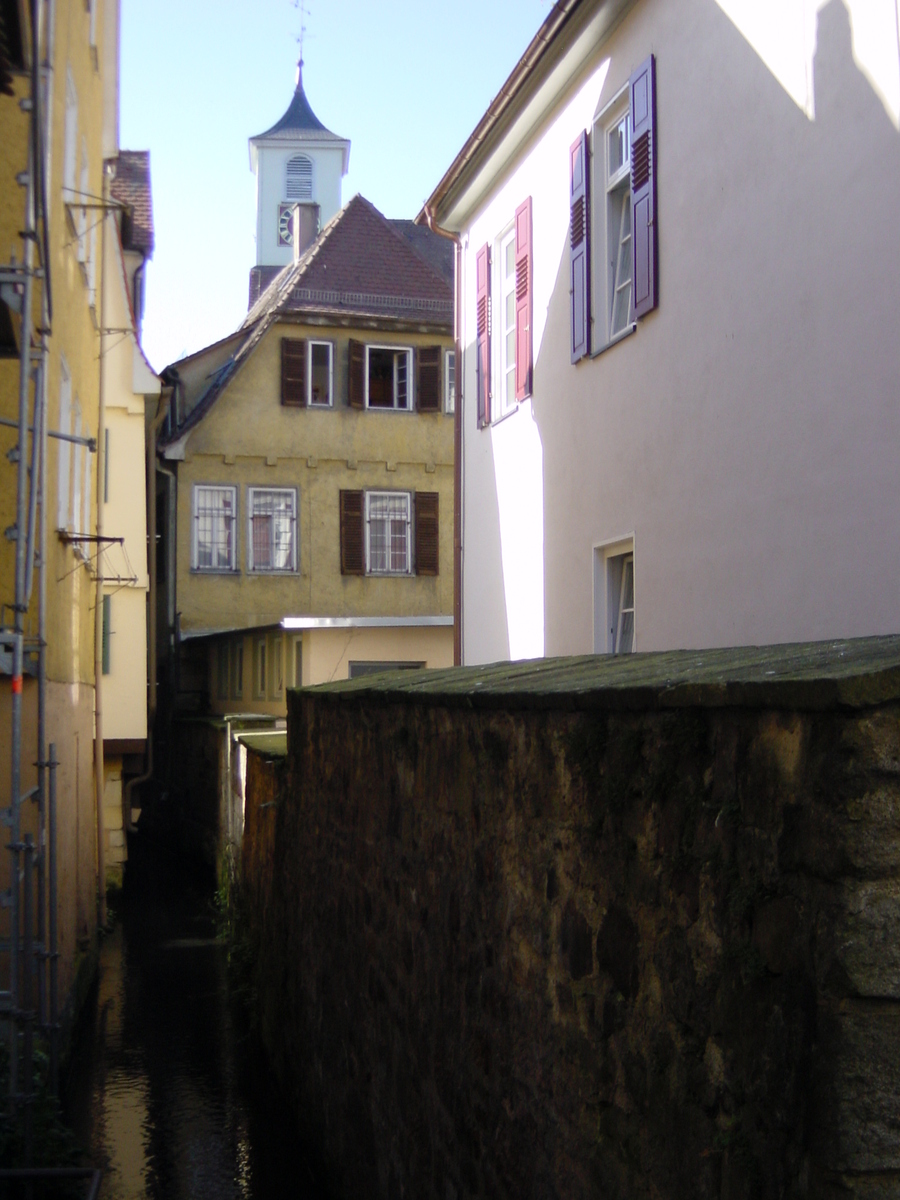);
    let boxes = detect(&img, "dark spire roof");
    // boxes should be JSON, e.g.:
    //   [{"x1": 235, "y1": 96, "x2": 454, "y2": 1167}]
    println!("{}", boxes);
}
[{"x1": 252, "y1": 61, "x2": 334, "y2": 139}]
